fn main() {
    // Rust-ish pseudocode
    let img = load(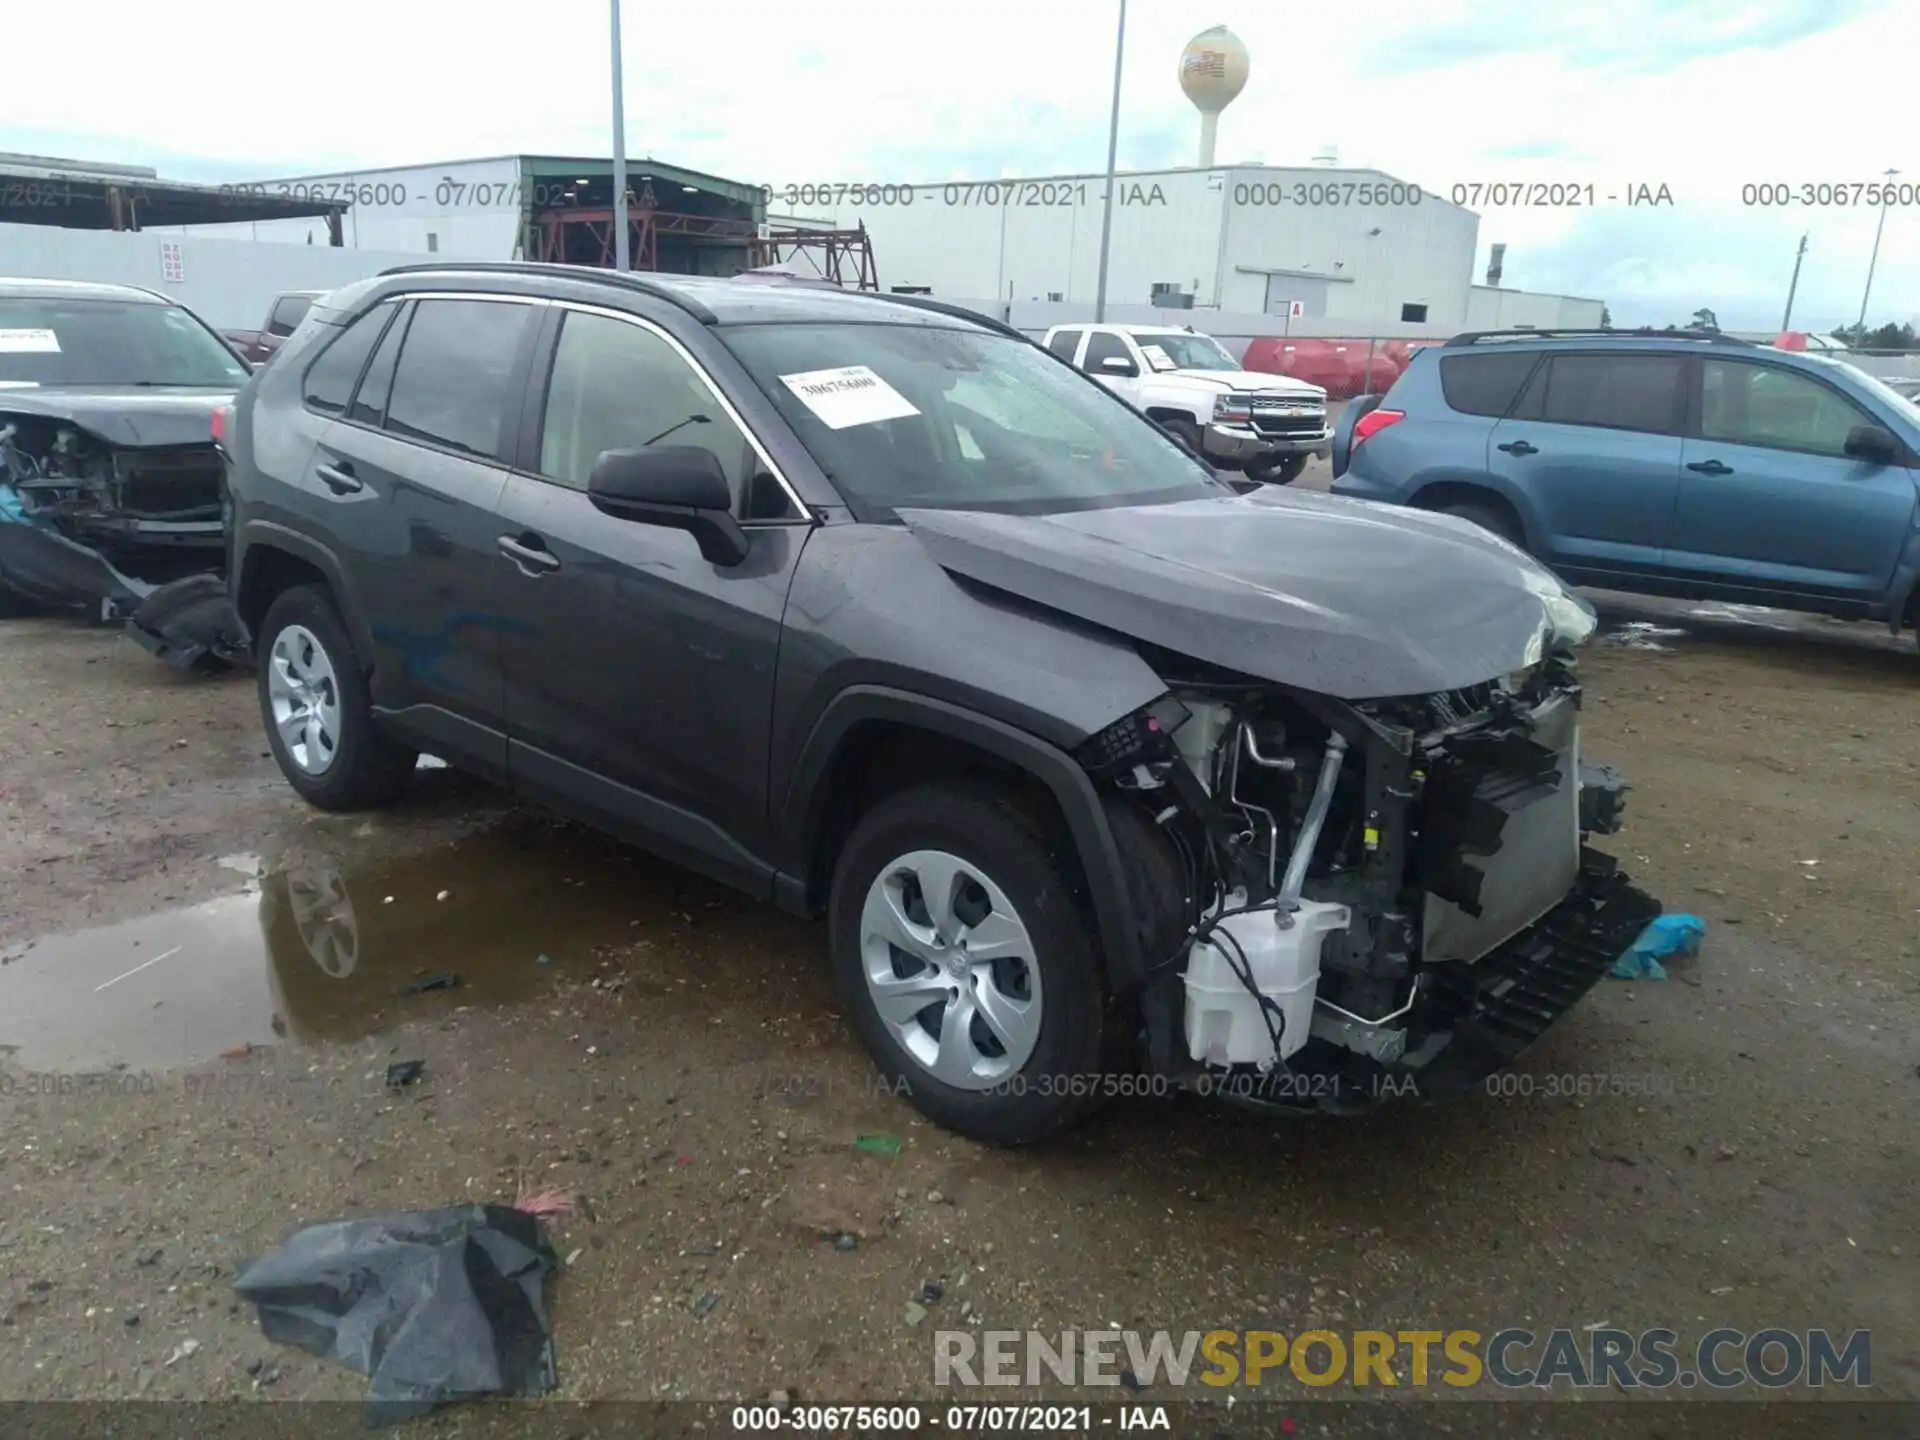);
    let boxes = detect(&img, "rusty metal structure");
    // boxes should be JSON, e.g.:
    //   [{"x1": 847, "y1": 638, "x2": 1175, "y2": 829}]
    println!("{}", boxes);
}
[
  {"x1": 750, "y1": 226, "x2": 879, "y2": 290},
  {"x1": 526, "y1": 179, "x2": 877, "y2": 289}
]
